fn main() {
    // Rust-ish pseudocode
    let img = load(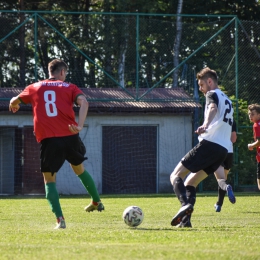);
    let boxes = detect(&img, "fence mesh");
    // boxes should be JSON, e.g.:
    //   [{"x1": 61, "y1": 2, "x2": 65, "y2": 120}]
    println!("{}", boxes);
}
[
  {"x1": 0, "y1": 11, "x2": 260, "y2": 190},
  {"x1": 0, "y1": 12, "x2": 259, "y2": 101}
]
